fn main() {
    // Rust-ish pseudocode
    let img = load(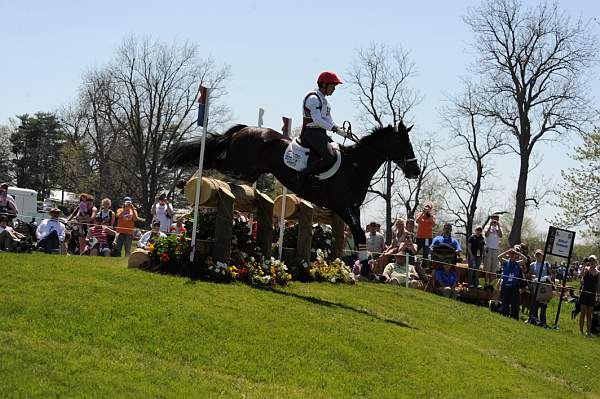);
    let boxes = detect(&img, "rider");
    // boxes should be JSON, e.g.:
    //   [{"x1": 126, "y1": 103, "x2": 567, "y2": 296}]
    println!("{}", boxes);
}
[{"x1": 299, "y1": 71, "x2": 349, "y2": 180}]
